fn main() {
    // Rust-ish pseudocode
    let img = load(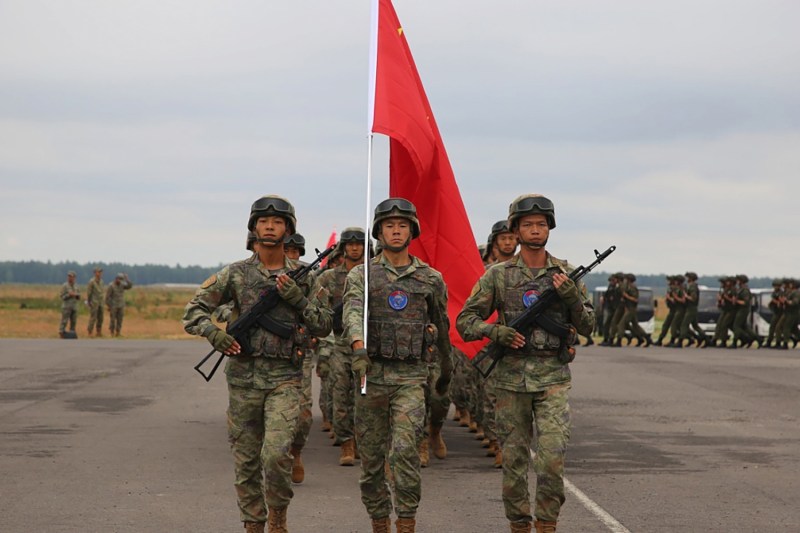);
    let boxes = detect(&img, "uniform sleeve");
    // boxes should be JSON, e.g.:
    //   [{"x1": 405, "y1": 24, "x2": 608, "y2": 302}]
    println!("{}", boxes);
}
[
  {"x1": 456, "y1": 269, "x2": 499, "y2": 342},
  {"x1": 429, "y1": 274, "x2": 452, "y2": 361},
  {"x1": 299, "y1": 276, "x2": 332, "y2": 338},
  {"x1": 342, "y1": 265, "x2": 365, "y2": 347},
  {"x1": 182, "y1": 267, "x2": 232, "y2": 337},
  {"x1": 60, "y1": 284, "x2": 70, "y2": 301},
  {"x1": 567, "y1": 279, "x2": 595, "y2": 337}
]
